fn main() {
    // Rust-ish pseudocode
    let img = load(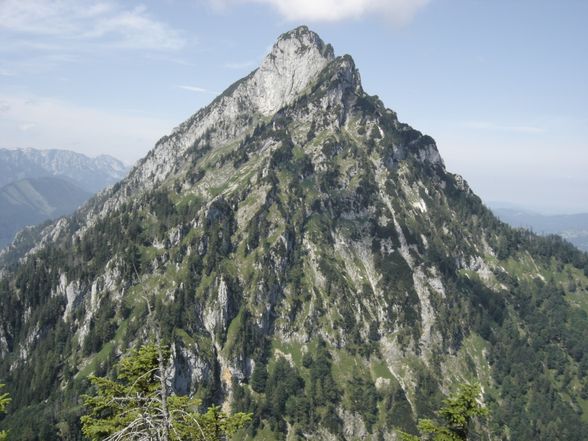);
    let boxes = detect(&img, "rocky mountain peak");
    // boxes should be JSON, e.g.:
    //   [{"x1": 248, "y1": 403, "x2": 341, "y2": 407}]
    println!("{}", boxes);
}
[
  {"x1": 127, "y1": 27, "x2": 344, "y2": 193},
  {"x1": 250, "y1": 25, "x2": 335, "y2": 116},
  {"x1": 274, "y1": 25, "x2": 334, "y2": 59}
]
